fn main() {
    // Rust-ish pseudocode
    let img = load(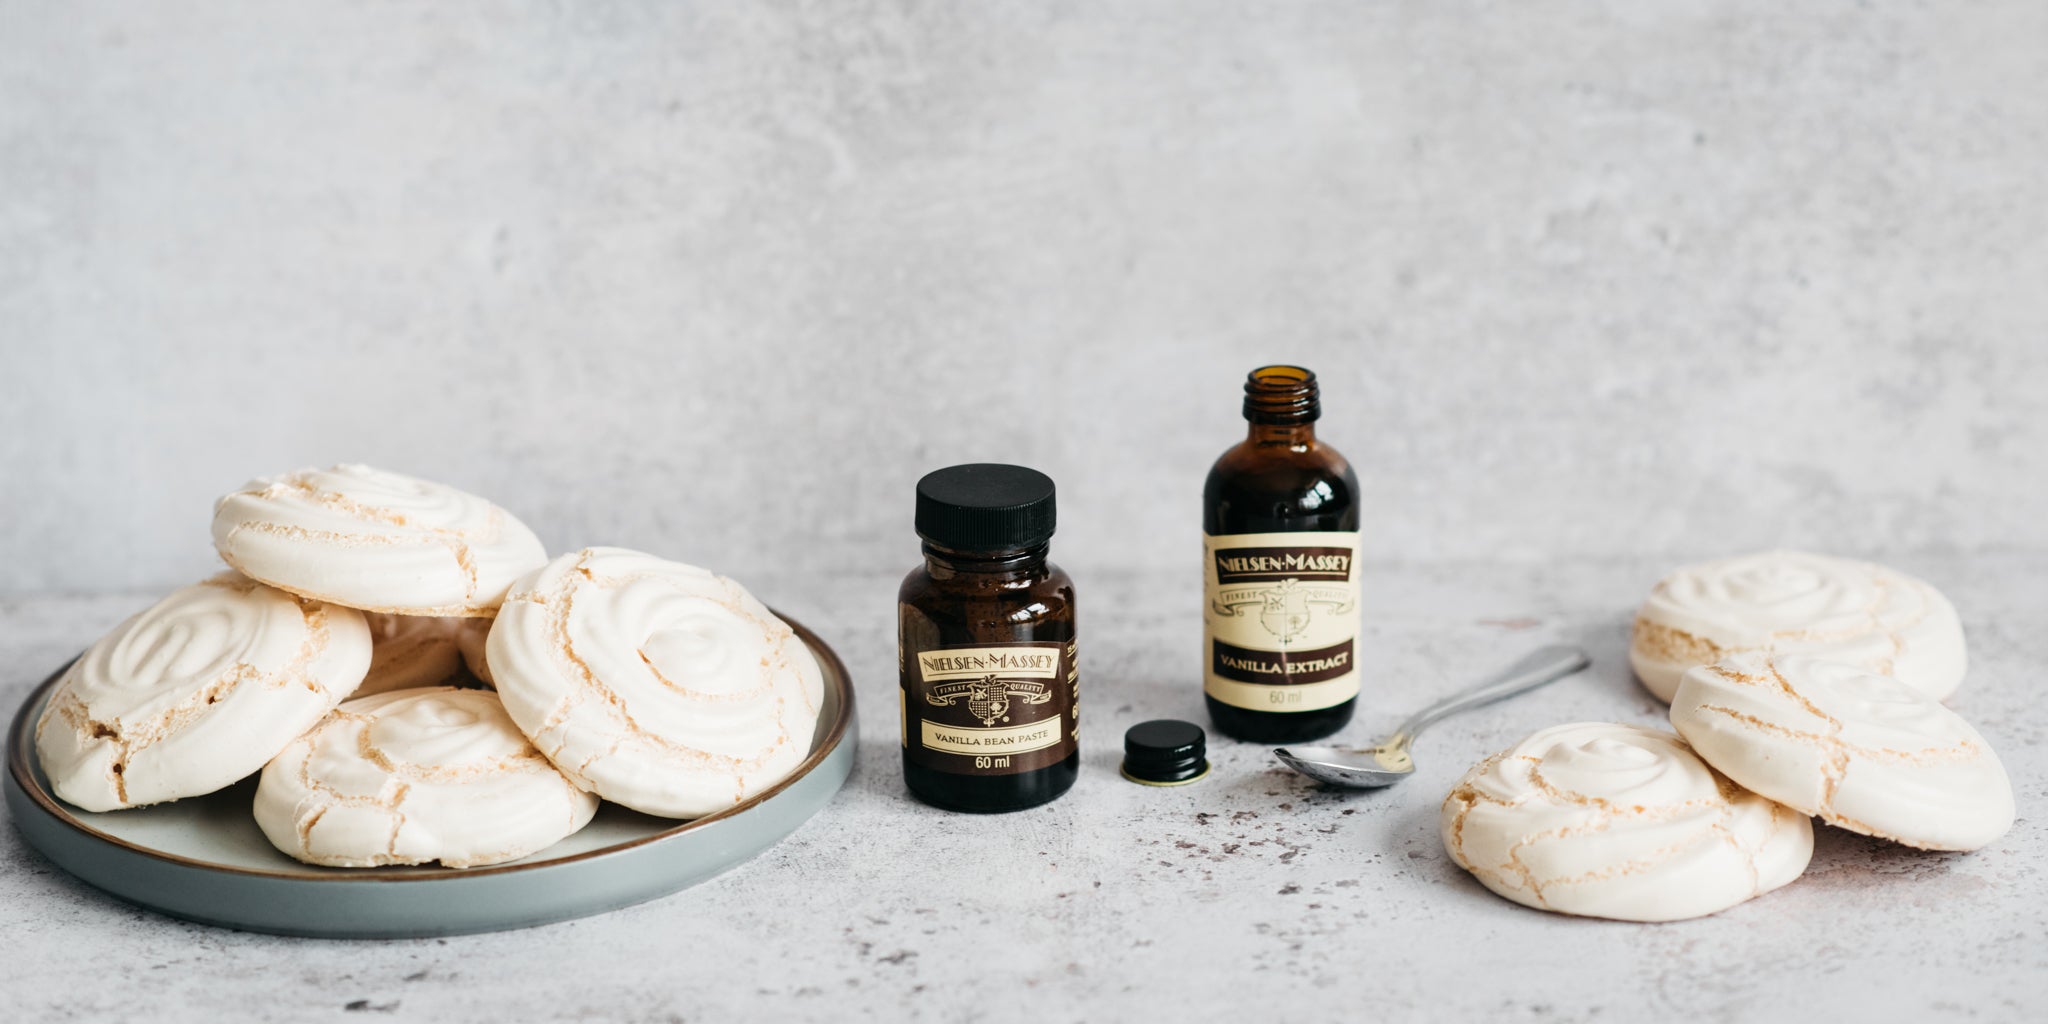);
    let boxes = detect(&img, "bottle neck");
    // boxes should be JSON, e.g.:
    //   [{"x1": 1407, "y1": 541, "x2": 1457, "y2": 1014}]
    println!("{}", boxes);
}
[
  {"x1": 1246, "y1": 420, "x2": 1318, "y2": 449},
  {"x1": 921, "y1": 541, "x2": 1051, "y2": 581},
  {"x1": 1242, "y1": 364, "x2": 1321, "y2": 431}
]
